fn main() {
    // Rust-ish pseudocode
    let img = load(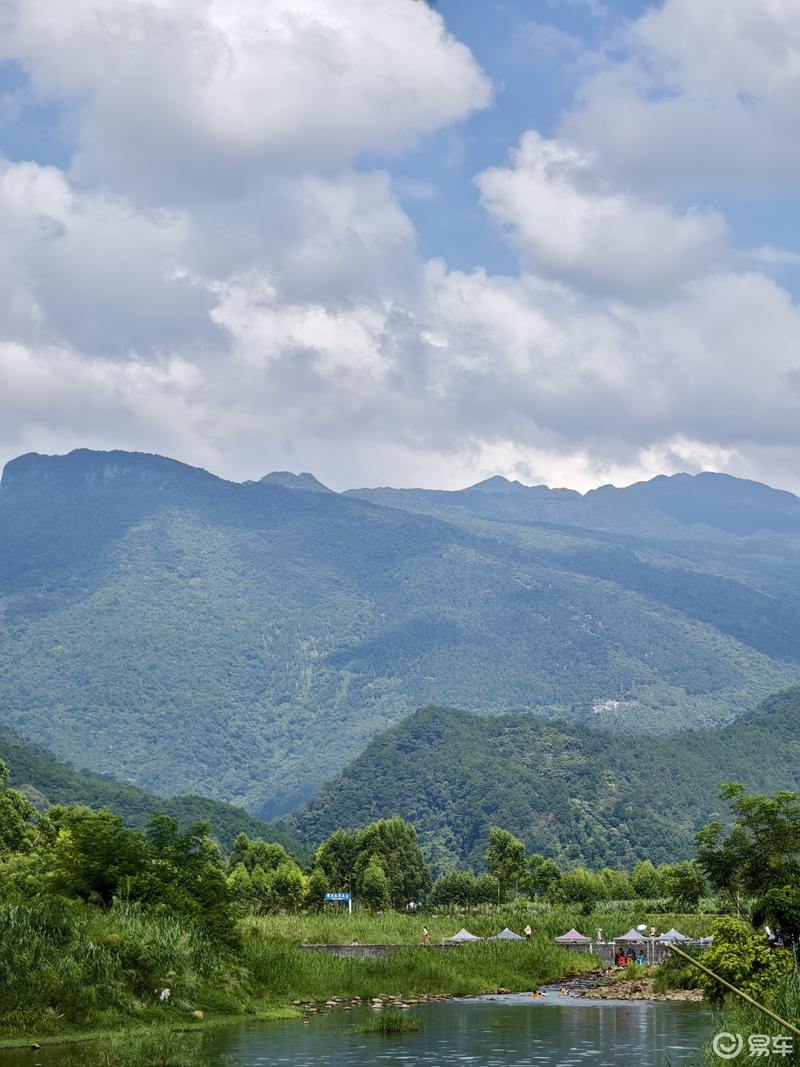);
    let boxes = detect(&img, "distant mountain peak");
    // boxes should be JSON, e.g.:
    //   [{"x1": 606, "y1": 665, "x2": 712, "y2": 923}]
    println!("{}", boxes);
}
[
  {"x1": 465, "y1": 475, "x2": 580, "y2": 499},
  {"x1": 0, "y1": 448, "x2": 218, "y2": 498},
  {"x1": 258, "y1": 471, "x2": 332, "y2": 493}
]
